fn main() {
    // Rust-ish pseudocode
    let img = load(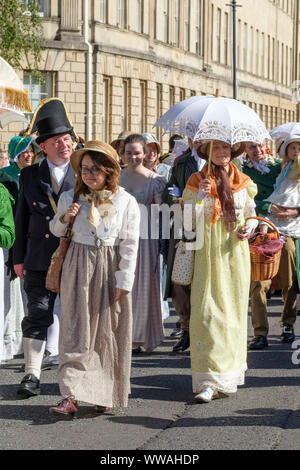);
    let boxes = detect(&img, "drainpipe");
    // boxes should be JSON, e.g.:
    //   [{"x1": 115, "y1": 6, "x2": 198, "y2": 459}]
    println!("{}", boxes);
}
[
  {"x1": 295, "y1": 0, "x2": 300, "y2": 121},
  {"x1": 83, "y1": 0, "x2": 92, "y2": 141}
]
